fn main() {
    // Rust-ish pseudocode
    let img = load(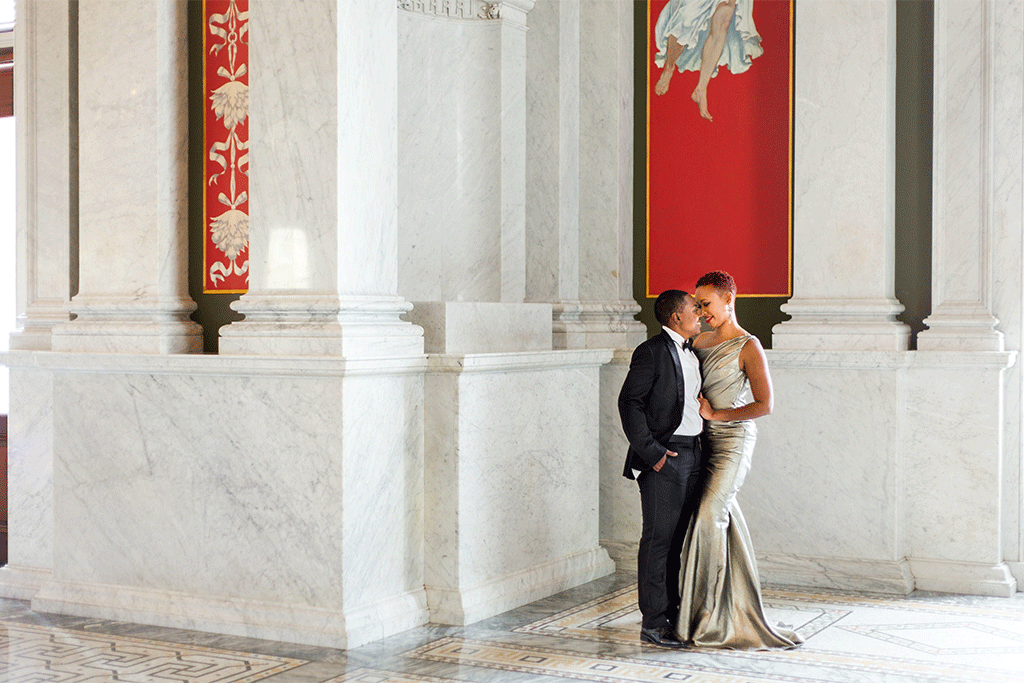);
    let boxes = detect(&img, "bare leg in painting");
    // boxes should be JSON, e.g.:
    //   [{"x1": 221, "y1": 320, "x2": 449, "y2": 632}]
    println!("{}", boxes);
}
[
  {"x1": 655, "y1": 34, "x2": 686, "y2": 96},
  {"x1": 692, "y1": 0, "x2": 737, "y2": 121}
]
